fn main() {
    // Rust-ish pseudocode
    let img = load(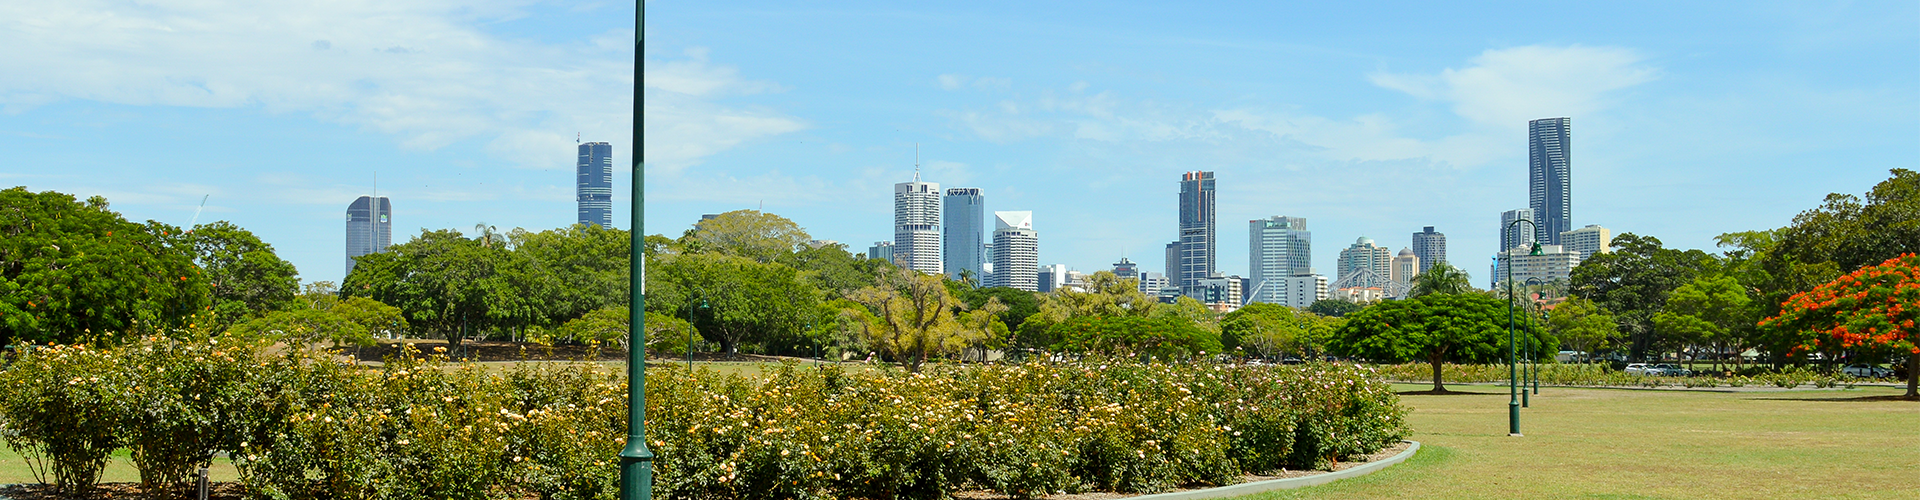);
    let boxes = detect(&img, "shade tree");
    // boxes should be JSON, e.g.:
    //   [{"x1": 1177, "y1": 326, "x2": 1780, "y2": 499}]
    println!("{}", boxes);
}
[
  {"x1": 0, "y1": 188, "x2": 209, "y2": 346},
  {"x1": 1329, "y1": 293, "x2": 1553, "y2": 392},
  {"x1": 1760, "y1": 254, "x2": 1920, "y2": 398}
]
